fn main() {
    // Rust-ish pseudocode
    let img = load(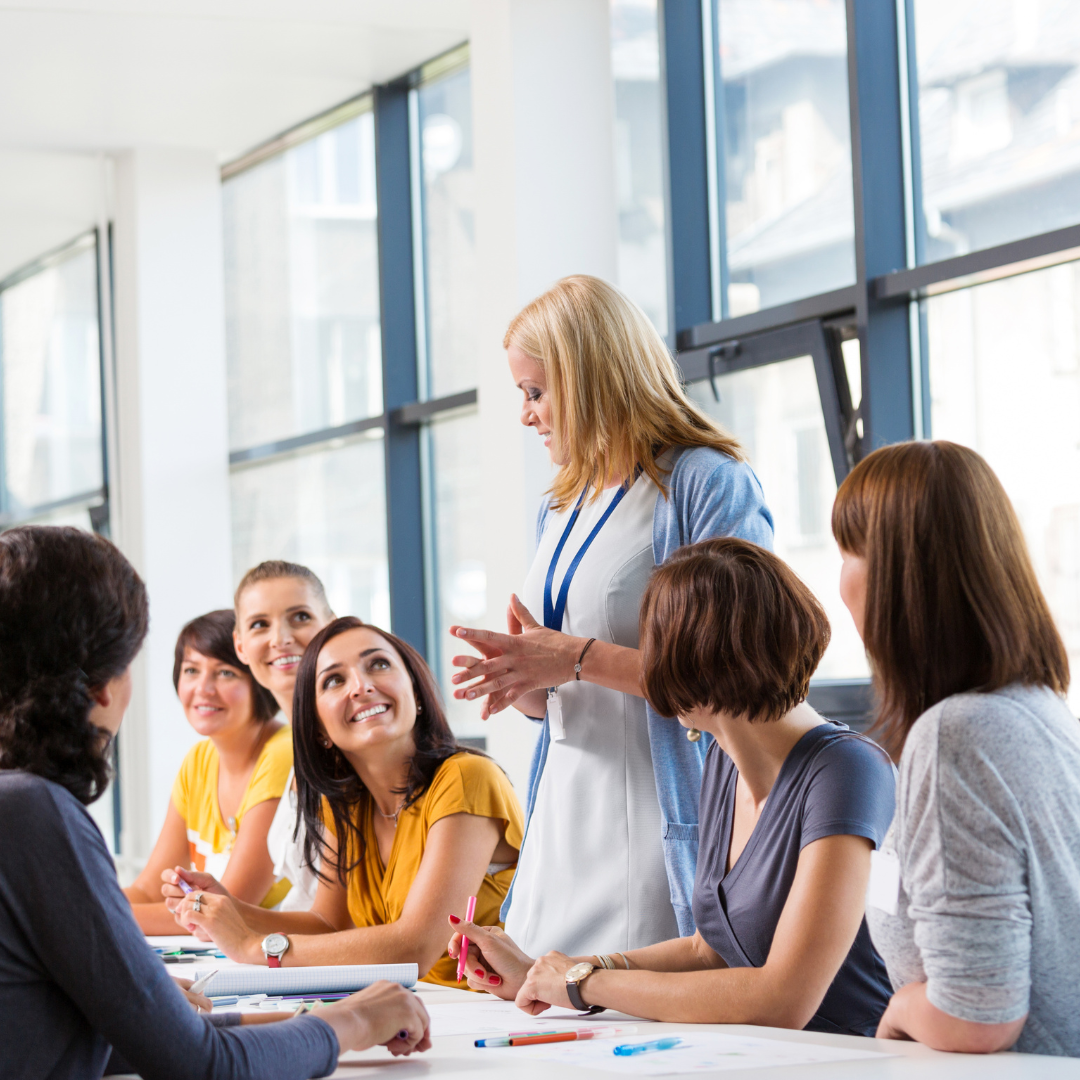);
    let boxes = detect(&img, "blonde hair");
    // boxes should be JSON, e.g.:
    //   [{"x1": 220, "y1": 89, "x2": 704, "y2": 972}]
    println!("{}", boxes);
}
[
  {"x1": 234, "y1": 560, "x2": 331, "y2": 615},
  {"x1": 504, "y1": 275, "x2": 744, "y2": 511}
]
